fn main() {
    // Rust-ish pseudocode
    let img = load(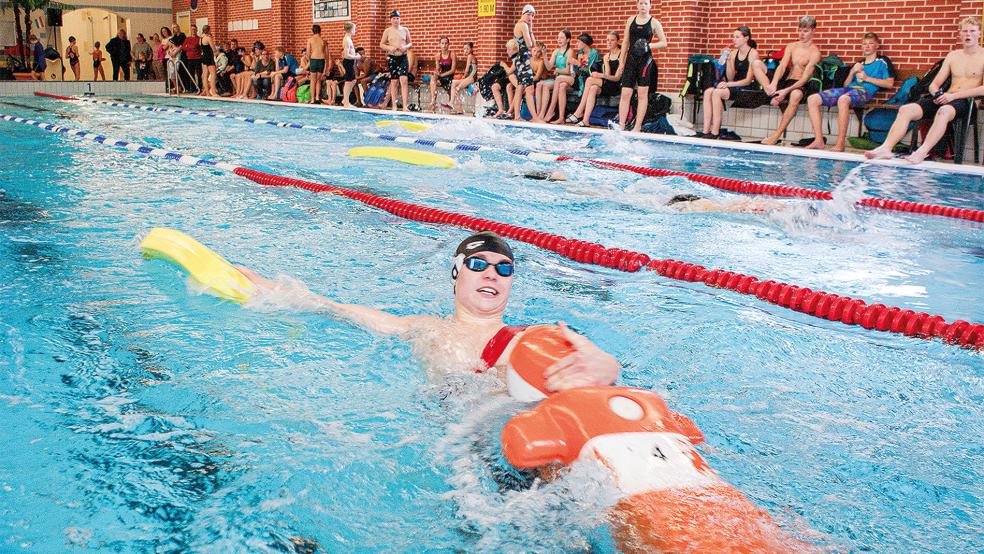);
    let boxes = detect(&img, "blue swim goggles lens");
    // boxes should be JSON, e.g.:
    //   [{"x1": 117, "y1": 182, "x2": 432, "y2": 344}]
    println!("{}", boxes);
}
[{"x1": 464, "y1": 256, "x2": 514, "y2": 277}]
